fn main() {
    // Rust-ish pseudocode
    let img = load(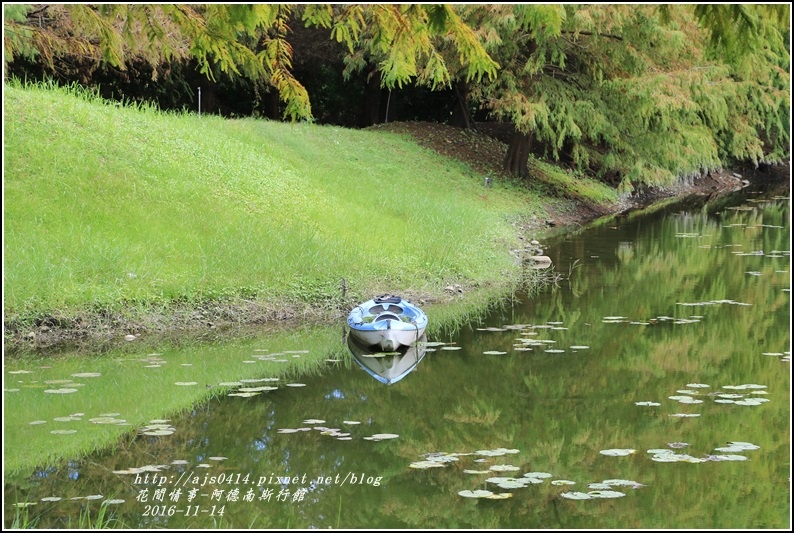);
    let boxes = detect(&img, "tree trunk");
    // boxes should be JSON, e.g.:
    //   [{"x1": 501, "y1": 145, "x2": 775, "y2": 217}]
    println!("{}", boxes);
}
[
  {"x1": 449, "y1": 80, "x2": 474, "y2": 129},
  {"x1": 504, "y1": 130, "x2": 532, "y2": 178},
  {"x1": 363, "y1": 69, "x2": 381, "y2": 126}
]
